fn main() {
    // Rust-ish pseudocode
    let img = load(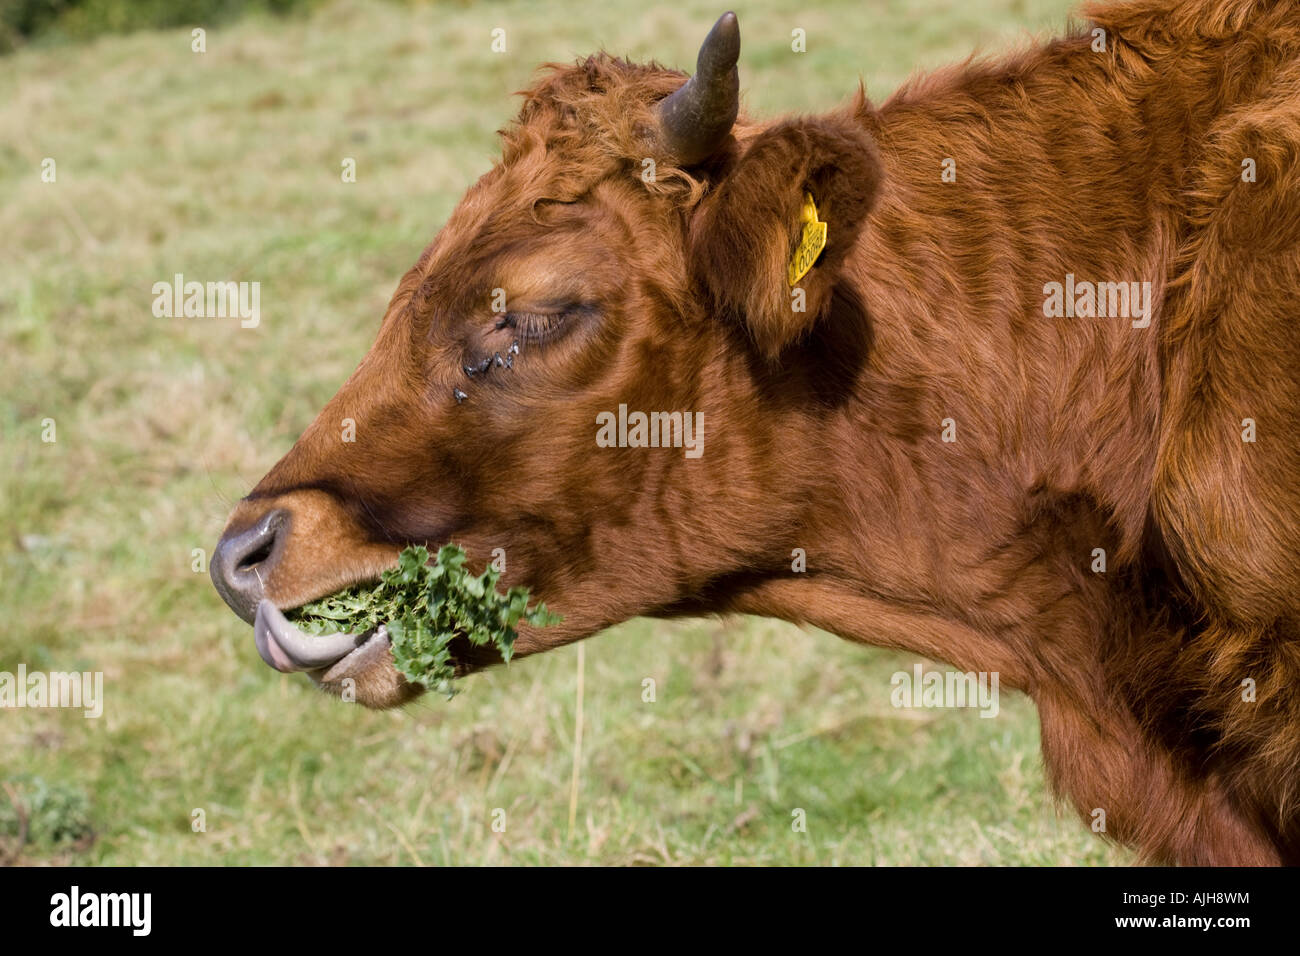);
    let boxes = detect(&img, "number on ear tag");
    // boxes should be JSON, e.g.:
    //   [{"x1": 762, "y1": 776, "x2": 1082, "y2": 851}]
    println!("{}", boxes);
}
[{"x1": 787, "y1": 192, "x2": 828, "y2": 286}]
